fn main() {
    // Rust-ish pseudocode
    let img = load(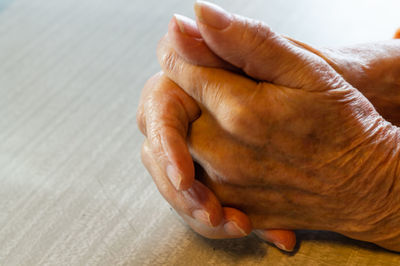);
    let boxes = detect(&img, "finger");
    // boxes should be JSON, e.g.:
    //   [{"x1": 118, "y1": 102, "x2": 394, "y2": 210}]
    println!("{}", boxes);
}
[
  {"x1": 157, "y1": 35, "x2": 258, "y2": 117},
  {"x1": 193, "y1": 1, "x2": 341, "y2": 91},
  {"x1": 169, "y1": 14, "x2": 330, "y2": 79},
  {"x1": 136, "y1": 72, "x2": 161, "y2": 136},
  {"x1": 195, "y1": 155, "x2": 297, "y2": 248},
  {"x1": 168, "y1": 14, "x2": 236, "y2": 71},
  {"x1": 394, "y1": 28, "x2": 400, "y2": 39},
  {"x1": 142, "y1": 139, "x2": 222, "y2": 226},
  {"x1": 142, "y1": 140, "x2": 252, "y2": 238},
  {"x1": 254, "y1": 229, "x2": 296, "y2": 252},
  {"x1": 181, "y1": 207, "x2": 252, "y2": 239},
  {"x1": 137, "y1": 73, "x2": 200, "y2": 190}
]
